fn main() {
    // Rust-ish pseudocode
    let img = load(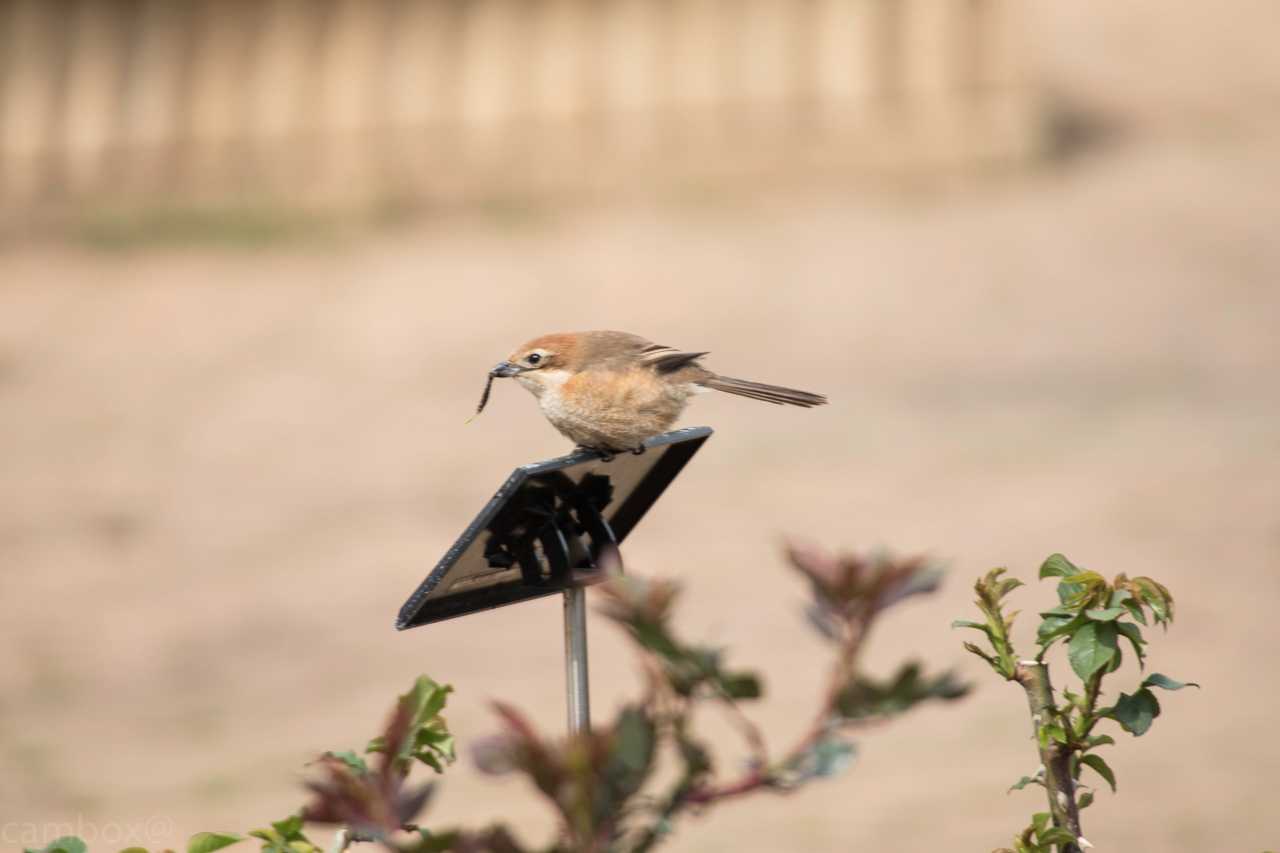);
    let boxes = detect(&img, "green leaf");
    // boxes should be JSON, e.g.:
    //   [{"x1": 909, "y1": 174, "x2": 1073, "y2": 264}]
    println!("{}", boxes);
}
[
  {"x1": 719, "y1": 672, "x2": 763, "y2": 700},
  {"x1": 1106, "y1": 643, "x2": 1125, "y2": 674},
  {"x1": 416, "y1": 677, "x2": 452, "y2": 719},
  {"x1": 1111, "y1": 688, "x2": 1161, "y2": 736},
  {"x1": 641, "y1": 629, "x2": 765, "y2": 703},
  {"x1": 951, "y1": 619, "x2": 992, "y2": 635},
  {"x1": 811, "y1": 737, "x2": 856, "y2": 778},
  {"x1": 1084, "y1": 733, "x2": 1116, "y2": 749},
  {"x1": 1062, "y1": 688, "x2": 1087, "y2": 712},
  {"x1": 1039, "y1": 554, "x2": 1079, "y2": 579},
  {"x1": 1036, "y1": 608, "x2": 1082, "y2": 647},
  {"x1": 837, "y1": 662, "x2": 969, "y2": 719},
  {"x1": 1068, "y1": 621, "x2": 1118, "y2": 680},
  {"x1": 605, "y1": 705, "x2": 657, "y2": 799},
  {"x1": 613, "y1": 707, "x2": 656, "y2": 772},
  {"x1": 1078, "y1": 754, "x2": 1117, "y2": 792},
  {"x1": 271, "y1": 815, "x2": 303, "y2": 838},
  {"x1": 1007, "y1": 774, "x2": 1044, "y2": 793},
  {"x1": 1058, "y1": 571, "x2": 1106, "y2": 610},
  {"x1": 325, "y1": 750, "x2": 369, "y2": 775},
  {"x1": 962, "y1": 641, "x2": 1014, "y2": 679},
  {"x1": 1042, "y1": 723, "x2": 1069, "y2": 744},
  {"x1": 975, "y1": 567, "x2": 1023, "y2": 610},
  {"x1": 1057, "y1": 581, "x2": 1086, "y2": 607},
  {"x1": 1122, "y1": 598, "x2": 1148, "y2": 625},
  {"x1": 788, "y1": 735, "x2": 857, "y2": 781},
  {"x1": 1130, "y1": 577, "x2": 1174, "y2": 624},
  {"x1": 1084, "y1": 606, "x2": 1127, "y2": 622},
  {"x1": 963, "y1": 641, "x2": 997, "y2": 665},
  {"x1": 248, "y1": 815, "x2": 318, "y2": 853},
  {"x1": 1078, "y1": 789, "x2": 1095, "y2": 810},
  {"x1": 25, "y1": 839, "x2": 87, "y2": 853},
  {"x1": 1039, "y1": 827, "x2": 1079, "y2": 846},
  {"x1": 368, "y1": 676, "x2": 456, "y2": 774},
  {"x1": 188, "y1": 834, "x2": 245, "y2": 853},
  {"x1": 1115, "y1": 622, "x2": 1147, "y2": 669},
  {"x1": 1142, "y1": 673, "x2": 1200, "y2": 691},
  {"x1": 996, "y1": 576, "x2": 1026, "y2": 599}
]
